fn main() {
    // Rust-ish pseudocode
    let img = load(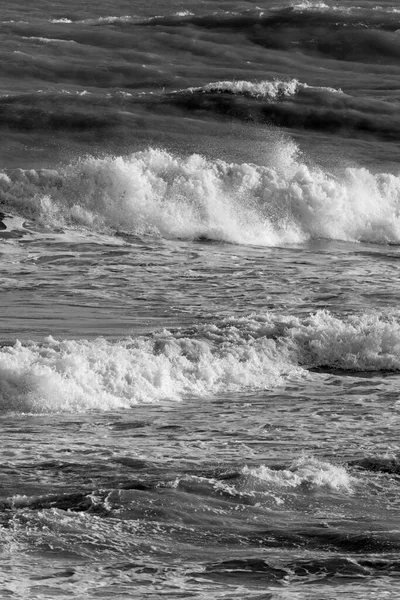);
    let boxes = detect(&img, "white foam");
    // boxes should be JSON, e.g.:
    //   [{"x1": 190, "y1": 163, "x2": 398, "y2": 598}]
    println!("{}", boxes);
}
[
  {"x1": 276, "y1": 310, "x2": 400, "y2": 371},
  {"x1": 49, "y1": 15, "x2": 136, "y2": 25},
  {"x1": 292, "y1": 1, "x2": 331, "y2": 9},
  {"x1": 181, "y1": 78, "x2": 342, "y2": 98},
  {"x1": 1, "y1": 310, "x2": 399, "y2": 413},
  {"x1": 224, "y1": 310, "x2": 400, "y2": 371},
  {"x1": 242, "y1": 456, "x2": 352, "y2": 492},
  {"x1": 78, "y1": 15, "x2": 136, "y2": 25},
  {"x1": 185, "y1": 78, "x2": 300, "y2": 99},
  {"x1": 293, "y1": 1, "x2": 400, "y2": 13},
  {"x1": 373, "y1": 6, "x2": 400, "y2": 13},
  {"x1": 1, "y1": 143, "x2": 399, "y2": 247},
  {"x1": 50, "y1": 18, "x2": 73, "y2": 23},
  {"x1": 22, "y1": 36, "x2": 77, "y2": 44},
  {"x1": 36, "y1": 89, "x2": 91, "y2": 96},
  {"x1": 106, "y1": 90, "x2": 132, "y2": 99},
  {"x1": 174, "y1": 11, "x2": 194, "y2": 17},
  {"x1": 0, "y1": 328, "x2": 296, "y2": 413},
  {"x1": 292, "y1": 1, "x2": 352, "y2": 12}
]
